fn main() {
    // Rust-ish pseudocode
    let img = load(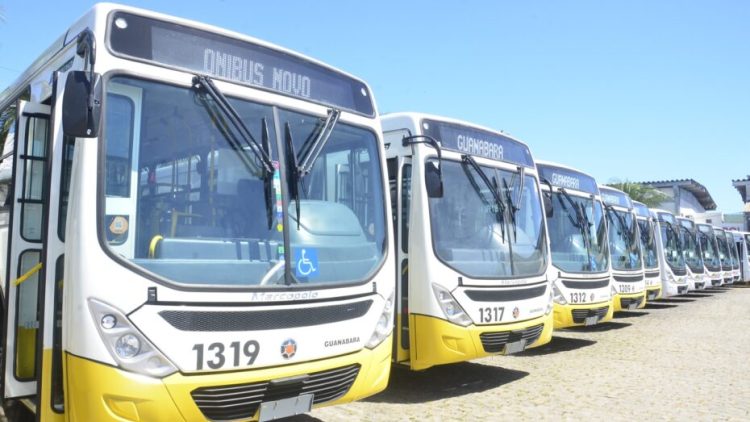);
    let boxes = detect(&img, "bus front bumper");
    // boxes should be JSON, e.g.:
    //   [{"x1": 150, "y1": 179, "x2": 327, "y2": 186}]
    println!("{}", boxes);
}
[
  {"x1": 410, "y1": 312, "x2": 553, "y2": 371},
  {"x1": 552, "y1": 300, "x2": 614, "y2": 329},
  {"x1": 612, "y1": 291, "x2": 647, "y2": 312},
  {"x1": 65, "y1": 337, "x2": 392, "y2": 422},
  {"x1": 645, "y1": 286, "x2": 662, "y2": 301}
]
